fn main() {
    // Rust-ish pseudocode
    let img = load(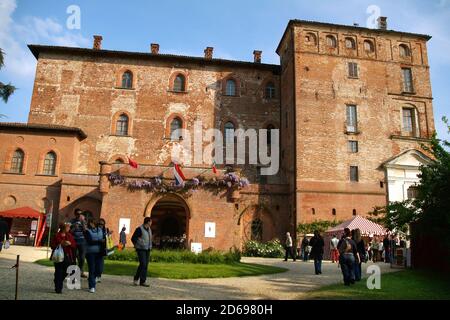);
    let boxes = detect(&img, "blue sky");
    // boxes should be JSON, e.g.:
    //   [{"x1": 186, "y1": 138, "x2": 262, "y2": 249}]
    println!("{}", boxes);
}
[{"x1": 1, "y1": 0, "x2": 449, "y2": 139}]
